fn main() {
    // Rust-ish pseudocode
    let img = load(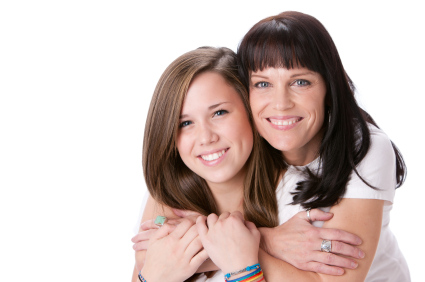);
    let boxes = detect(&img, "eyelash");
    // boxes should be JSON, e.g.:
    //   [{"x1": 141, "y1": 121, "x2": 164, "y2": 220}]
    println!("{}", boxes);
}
[
  {"x1": 179, "y1": 109, "x2": 228, "y2": 128},
  {"x1": 253, "y1": 79, "x2": 311, "y2": 88}
]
